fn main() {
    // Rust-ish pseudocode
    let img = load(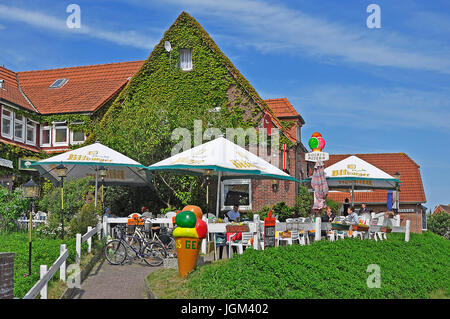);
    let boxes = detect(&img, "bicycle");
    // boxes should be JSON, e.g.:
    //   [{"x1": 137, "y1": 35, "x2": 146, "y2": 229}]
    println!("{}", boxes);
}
[
  {"x1": 105, "y1": 225, "x2": 164, "y2": 266},
  {"x1": 144, "y1": 221, "x2": 177, "y2": 258}
]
